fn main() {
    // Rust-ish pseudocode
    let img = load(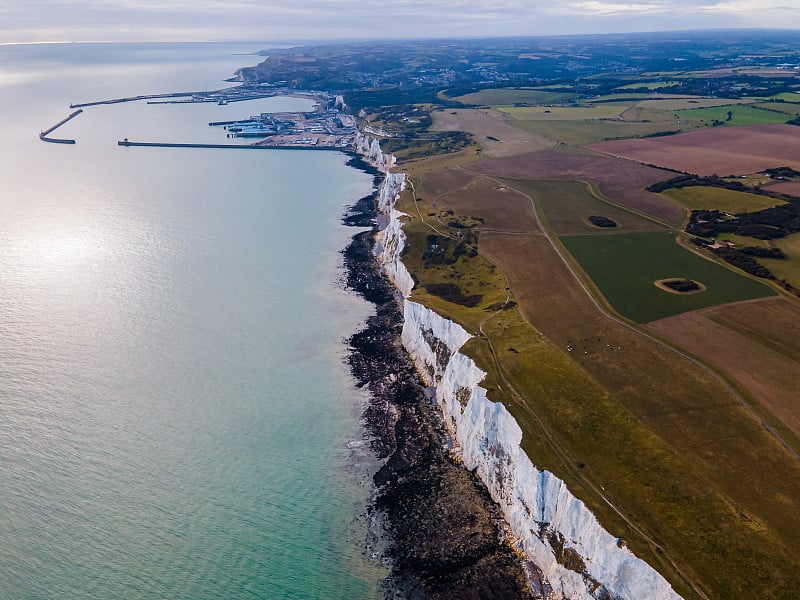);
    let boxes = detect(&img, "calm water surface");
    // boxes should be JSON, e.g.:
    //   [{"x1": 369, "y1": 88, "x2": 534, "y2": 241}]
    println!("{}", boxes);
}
[{"x1": 0, "y1": 43, "x2": 384, "y2": 599}]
